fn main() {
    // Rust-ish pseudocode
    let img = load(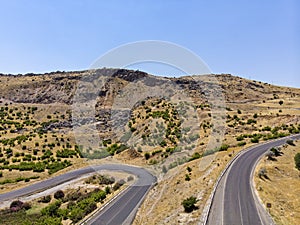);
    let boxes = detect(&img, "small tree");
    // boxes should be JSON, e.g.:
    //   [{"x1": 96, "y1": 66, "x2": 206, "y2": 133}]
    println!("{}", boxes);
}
[
  {"x1": 266, "y1": 150, "x2": 275, "y2": 160},
  {"x1": 10, "y1": 200, "x2": 24, "y2": 212},
  {"x1": 187, "y1": 166, "x2": 192, "y2": 173},
  {"x1": 294, "y1": 153, "x2": 300, "y2": 170},
  {"x1": 185, "y1": 174, "x2": 191, "y2": 181},
  {"x1": 270, "y1": 147, "x2": 282, "y2": 157},
  {"x1": 258, "y1": 168, "x2": 268, "y2": 179},
  {"x1": 182, "y1": 196, "x2": 198, "y2": 212},
  {"x1": 105, "y1": 186, "x2": 111, "y2": 194},
  {"x1": 54, "y1": 190, "x2": 65, "y2": 199},
  {"x1": 279, "y1": 100, "x2": 283, "y2": 105},
  {"x1": 144, "y1": 152, "x2": 150, "y2": 160}
]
